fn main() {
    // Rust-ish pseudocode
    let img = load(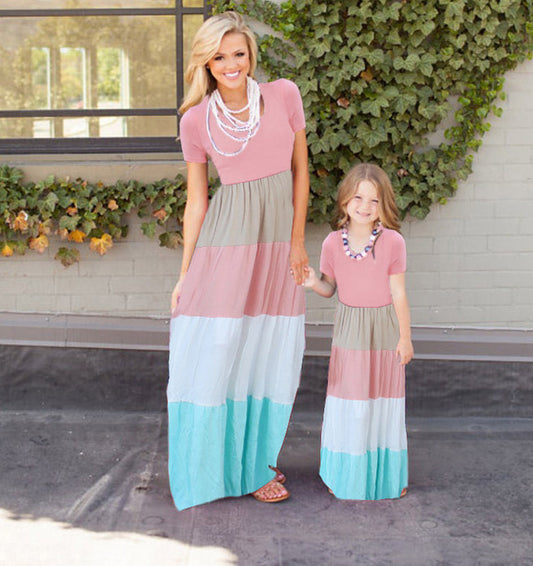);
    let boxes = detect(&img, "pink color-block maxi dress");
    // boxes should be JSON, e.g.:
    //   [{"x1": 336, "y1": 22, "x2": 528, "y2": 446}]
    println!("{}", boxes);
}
[
  {"x1": 319, "y1": 228, "x2": 408, "y2": 499},
  {"x1": 167, "y1": 79, "x2": 306, "y2": 510}
]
